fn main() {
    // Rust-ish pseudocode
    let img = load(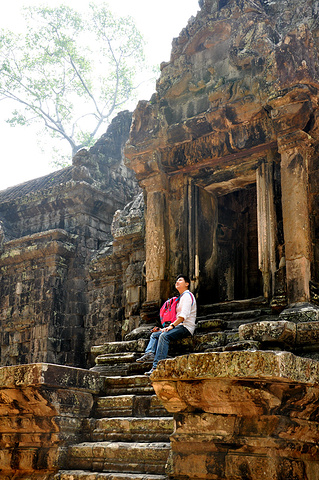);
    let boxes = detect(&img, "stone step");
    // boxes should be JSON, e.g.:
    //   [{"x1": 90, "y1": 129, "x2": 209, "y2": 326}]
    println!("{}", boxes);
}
[
  {"x1": 55, "y1": 470, "x2": 166, "y2": 480},
  {"x1": 89, "y1": 303, "x2": 279, "y2": 374},
  {"x1": 195, "y1": 318, "x2": 227, "y2": 332},
  {"x1": 225, "y1": 315, "x2": 276, "y2": 329},
  {"x1": 65, "y1": 441, "x2": 171, "y2": 475},
  {"x1": 90, "y1": 417, "x2": 174, "y2": 442},
  {"x1": 197, "y1": 308, "x2": 274, "y2": 325},
  {"x1": 91, "y1": 357, "x2": 148, "y2": 377},
  {"x1": 162, "y1": 330, "x2": 240, "y2": 354},
  {"x1": 92, "y1": 312, "x2": 276, "y2": 365},
  {"x1": 96, "y1": 353, "x2": 139, "y2": 364},
  {"x1": 102, "y1": 375, "x2": 155, "y2": 396},
  {"x1": 95, "y1": 394, "x2": 170, "y2": 418},
  {"x1": 199, "y1": 296, "x2": 269, "y2": 315},
  {"x1": 93, "y1": 330, "x2": 239, "y2": 360},
  {"x1": 92, "y1": 331, "x2": 243, "y2": 371},
  {"x1": 92, "y1": 339, "x2": 149, "y2": 358}
]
